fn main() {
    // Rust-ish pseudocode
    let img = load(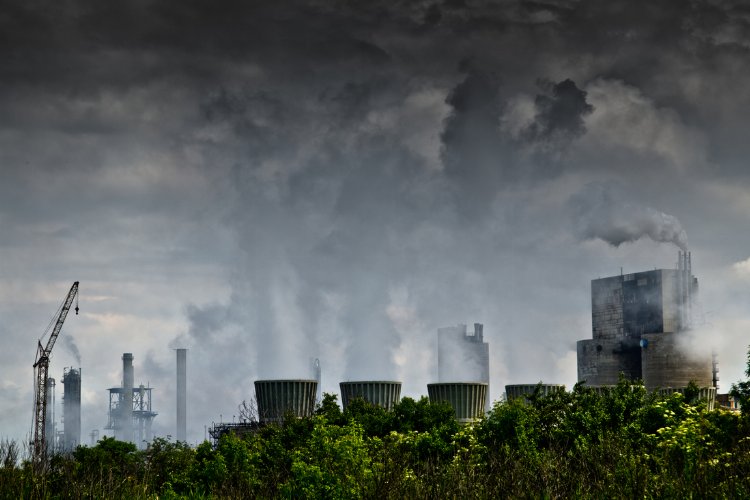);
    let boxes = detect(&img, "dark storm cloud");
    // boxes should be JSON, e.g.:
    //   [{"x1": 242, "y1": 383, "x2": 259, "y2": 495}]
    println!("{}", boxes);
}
[
  {"x1": 525, "y1": 79, "x2": 593, "y2": 143},
  {"x1": 441, "y1": 69, "x2": 505, "y2": 196}
]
